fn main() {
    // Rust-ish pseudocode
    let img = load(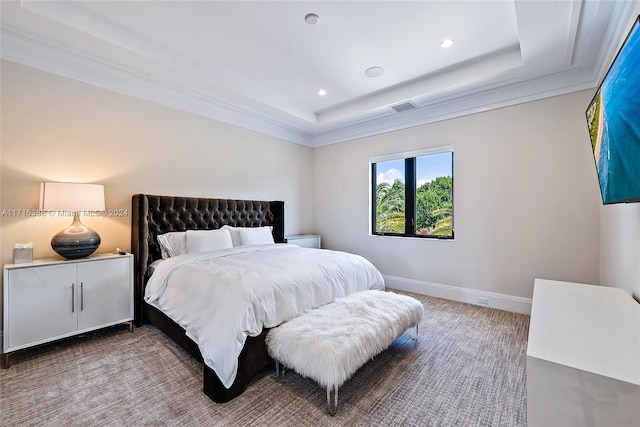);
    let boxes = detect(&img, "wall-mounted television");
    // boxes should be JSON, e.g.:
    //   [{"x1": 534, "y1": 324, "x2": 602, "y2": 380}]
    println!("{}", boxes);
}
[{"x1": 586, "y1": 15, "x2": 640, "y2": 205}]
